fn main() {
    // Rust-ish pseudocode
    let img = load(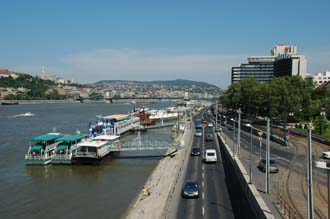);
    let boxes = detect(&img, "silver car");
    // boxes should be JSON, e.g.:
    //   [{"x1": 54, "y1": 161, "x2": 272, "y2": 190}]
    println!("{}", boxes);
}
[{"x1": 258, "y1": 159, "x2": 279, "y2": 173}]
